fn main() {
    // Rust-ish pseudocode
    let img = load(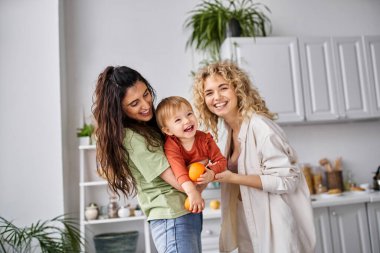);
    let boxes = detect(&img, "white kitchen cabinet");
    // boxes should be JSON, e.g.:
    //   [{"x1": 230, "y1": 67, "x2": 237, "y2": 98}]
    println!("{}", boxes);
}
[
  {"x1": 313, "y1": 207, "x2": 334, "y2": 253},
  {"x1": 329, "y1": 203, "x2": 371, "y2": 253},
  {"x1": 299, "y1": 37, "x2": 340, "y2": 121},
  {"x1": 222, "y1": 36, "x2": 380, "y2": 124},
  {"x1": 300, "y1": 36, "x2": 376, "y2": 121},
  {"x1": 221, "y1": 37, "x2": 305, "y2": 123},
  {"x1": 314, "y1": 203, "x2": 372, "y2": 253},
  {"x1": 363, "y1": 35, "x2": 380, "y2": 117},
  {"x1": 79, "y1": 145, "x2": 152, "y2": 253},
  {"x1": 367, "y1": 201, "x2": 380, "y2": 253},
  {"x1": 202, "y1": 218, "x2": 221, "y2": 253},
  {"x1": 332, "y1": 37, "x2": 372, "y2": 119}
]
